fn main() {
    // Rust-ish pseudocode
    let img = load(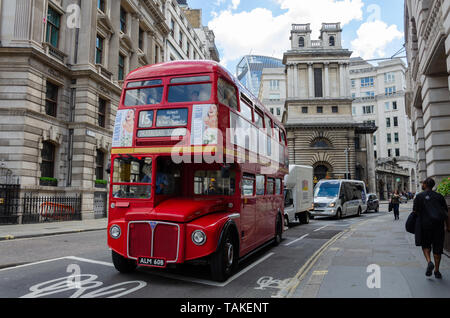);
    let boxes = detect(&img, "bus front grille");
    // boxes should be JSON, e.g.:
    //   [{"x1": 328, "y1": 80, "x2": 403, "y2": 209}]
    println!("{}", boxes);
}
[{"x1": 128, "y1": 221, "x2": 180, "y2": 263}]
